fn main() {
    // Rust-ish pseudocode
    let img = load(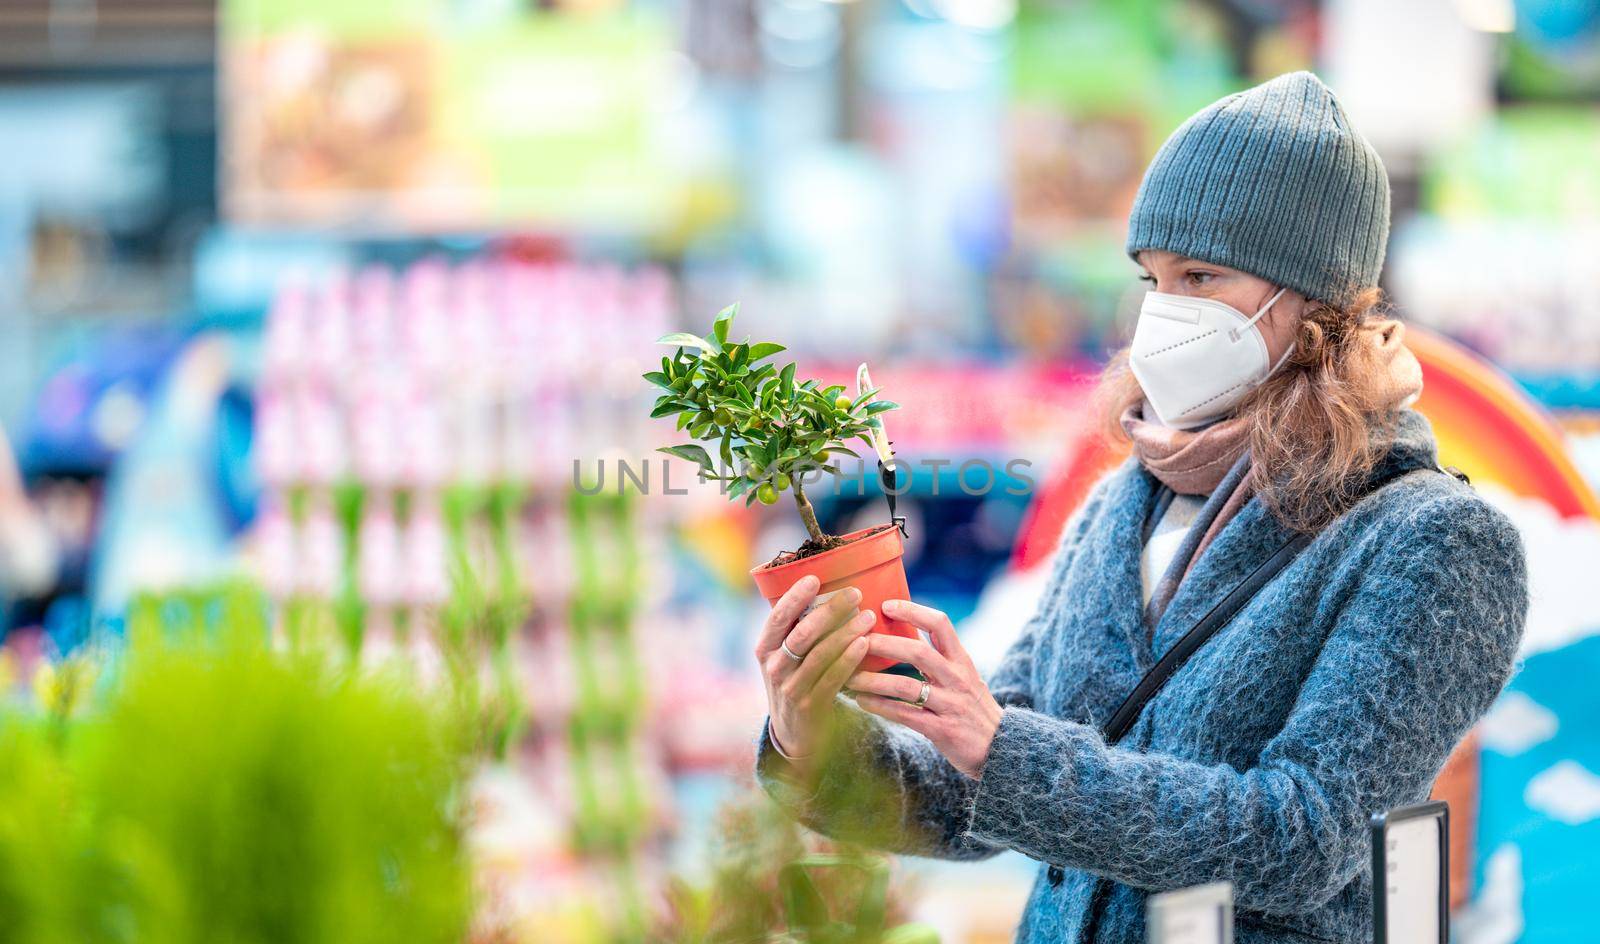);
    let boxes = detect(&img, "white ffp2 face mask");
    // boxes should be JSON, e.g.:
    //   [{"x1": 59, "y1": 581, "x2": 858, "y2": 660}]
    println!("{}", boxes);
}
[{"x1": 1128, "y1": 287, "x2": 1294, "y2": 429}]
